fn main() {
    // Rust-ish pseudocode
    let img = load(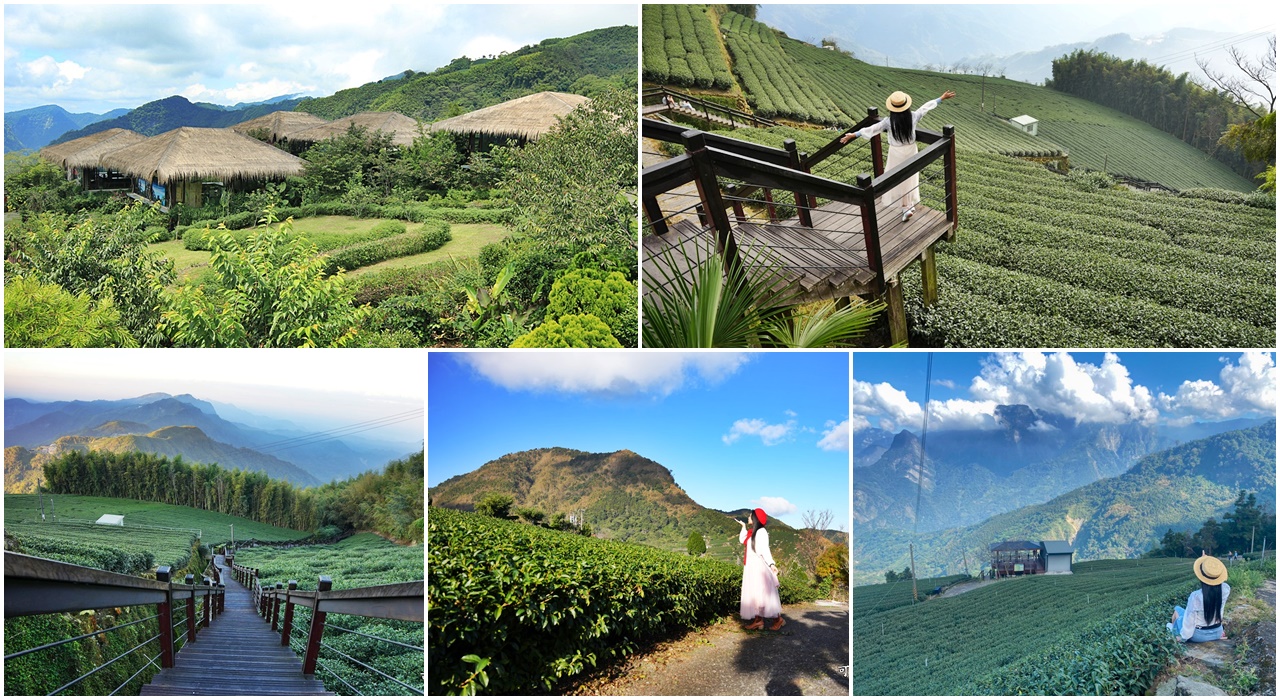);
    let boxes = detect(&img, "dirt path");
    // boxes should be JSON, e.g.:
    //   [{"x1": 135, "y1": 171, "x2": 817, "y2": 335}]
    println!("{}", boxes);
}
[
  {"x1": 937, "y1": 578, "x2": 1003, "y2": 598},
  {"x1": 575, "y1": 601, "x2": 849, "y2": 696}
]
